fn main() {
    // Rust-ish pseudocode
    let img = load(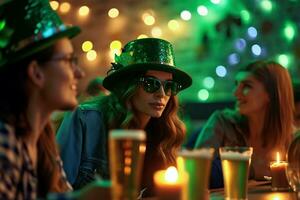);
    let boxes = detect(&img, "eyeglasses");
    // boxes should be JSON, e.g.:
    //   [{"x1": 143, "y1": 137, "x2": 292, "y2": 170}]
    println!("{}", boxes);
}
[
  {"x1": 139, "y1": 76, "x2": 182, "y2": 96},
  {"x1": 46, "y1": 55, "x2": 79, "y2": 67}
]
